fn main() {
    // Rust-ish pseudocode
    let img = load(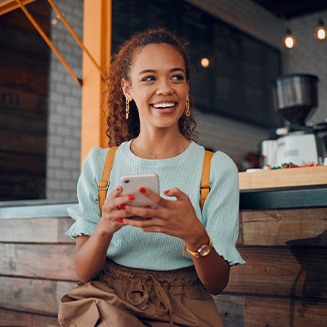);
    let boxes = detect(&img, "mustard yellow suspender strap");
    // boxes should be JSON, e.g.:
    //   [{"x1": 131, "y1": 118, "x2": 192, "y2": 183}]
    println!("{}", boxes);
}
[
  {"x1": 98, "y1": 146, "x2": 118, "y2": 215},
  {"x1": 98, "y1": 147, "x2": 213, "y2": 214},
  {"x1": 200, "y1": 150, "x2": 214, "y2": 208}
]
